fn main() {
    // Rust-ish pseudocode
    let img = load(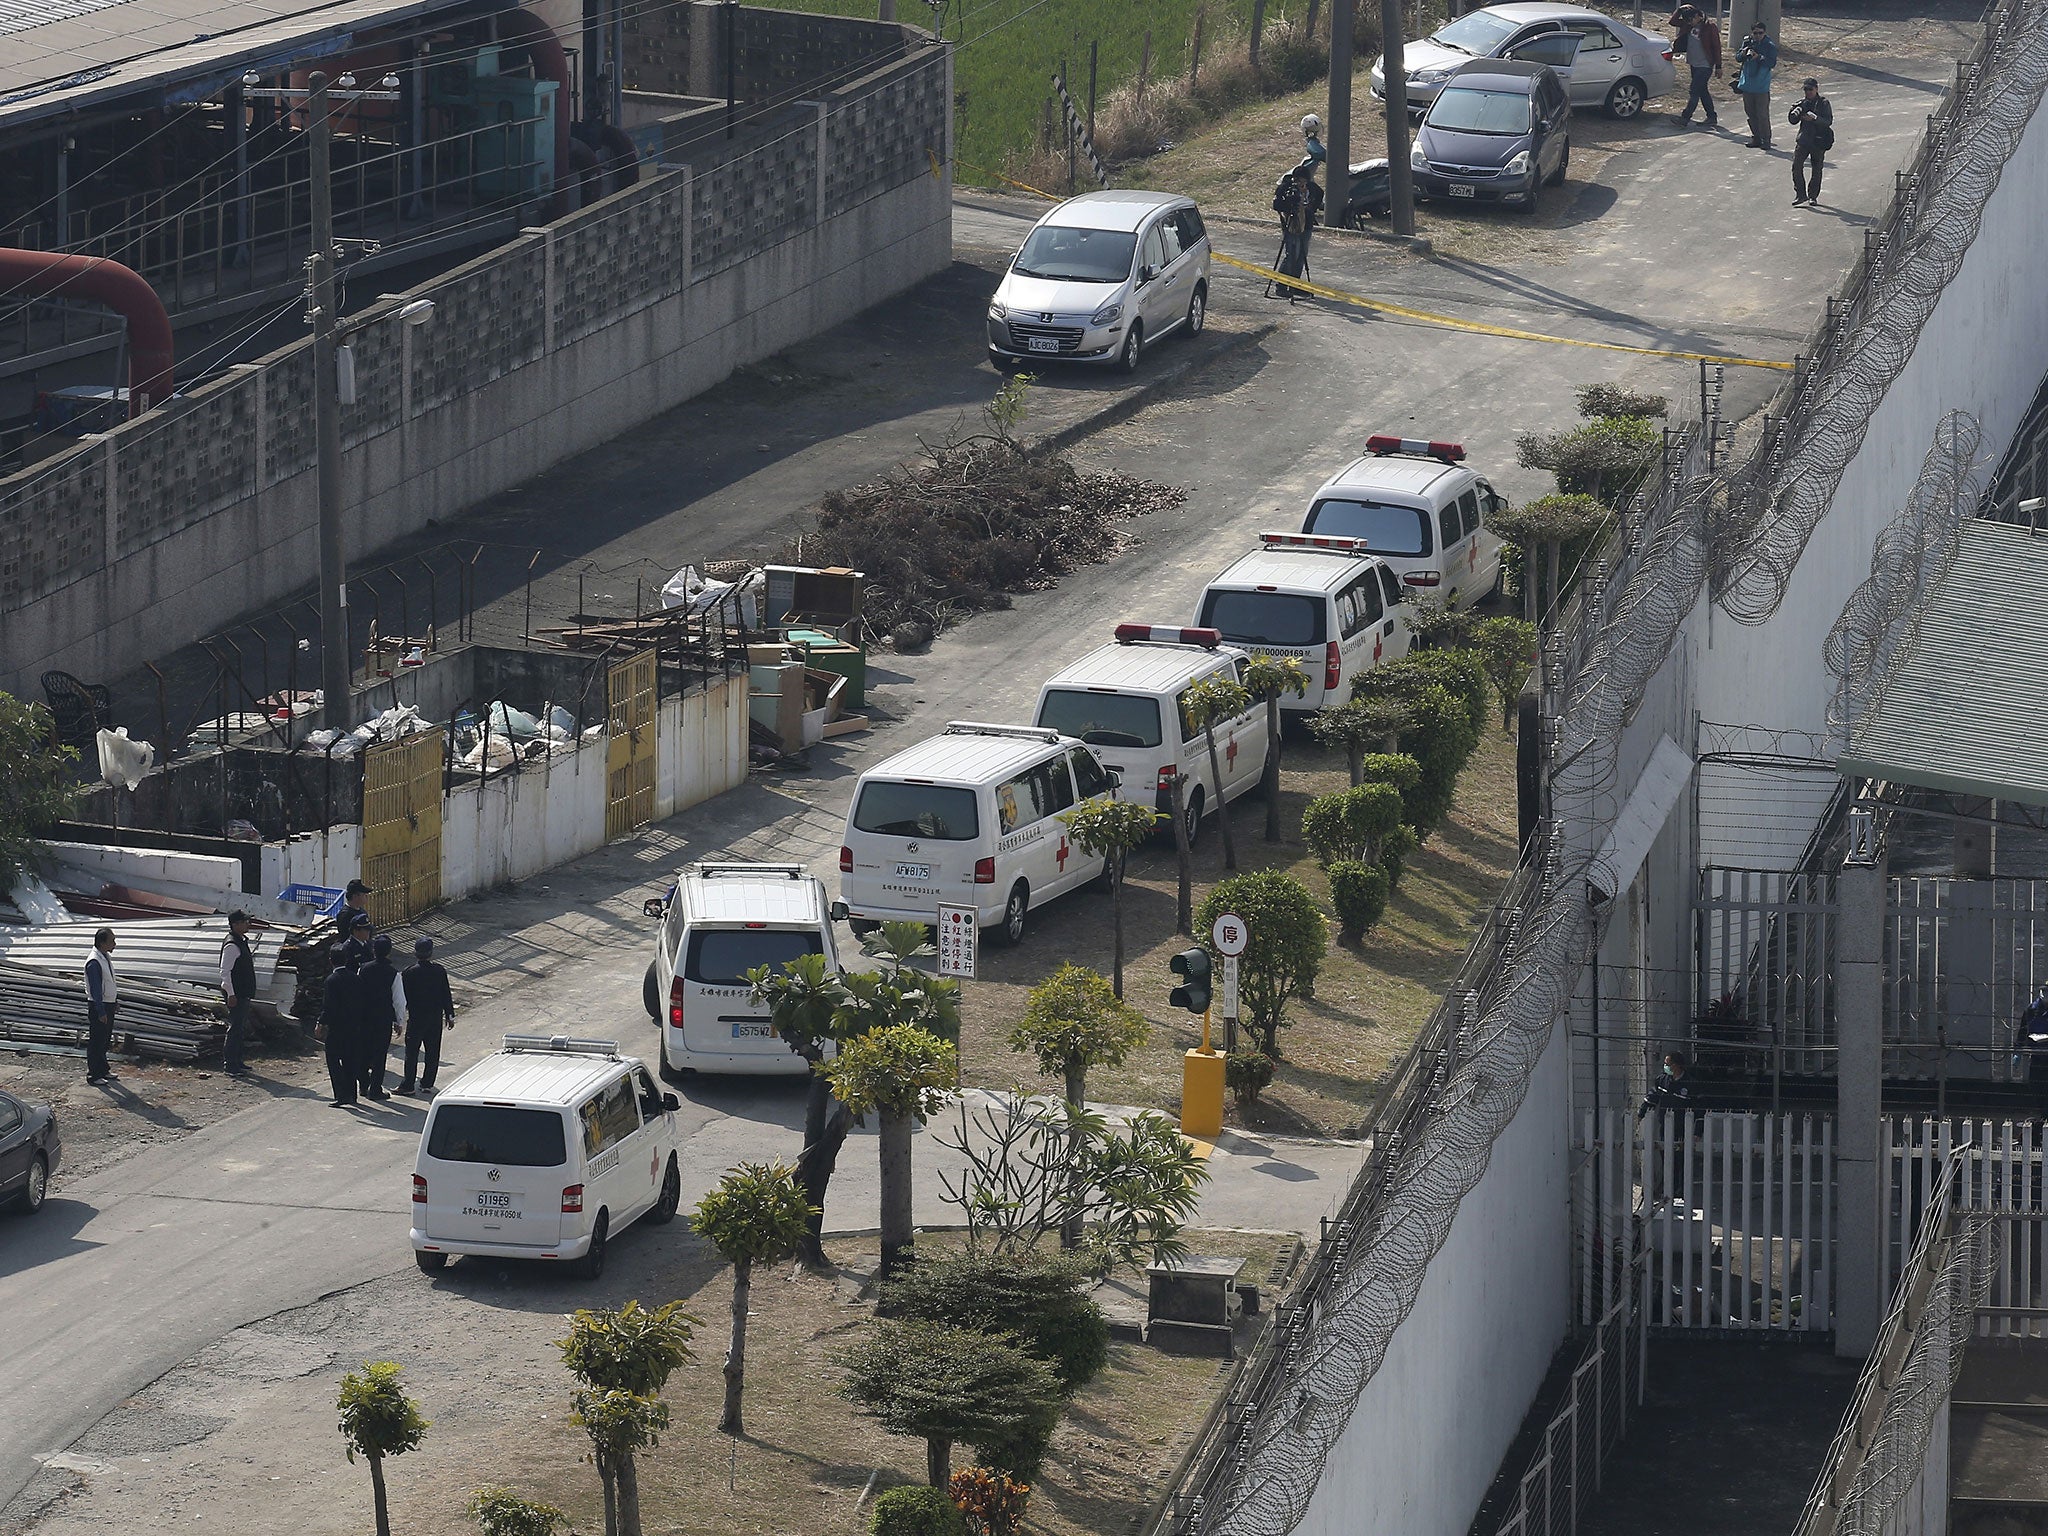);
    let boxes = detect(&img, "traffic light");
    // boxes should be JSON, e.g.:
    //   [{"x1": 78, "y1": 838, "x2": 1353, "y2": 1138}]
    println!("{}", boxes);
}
[{"x1": 1169, "y1": 948, "x2": 1212, "y2": 1014}]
